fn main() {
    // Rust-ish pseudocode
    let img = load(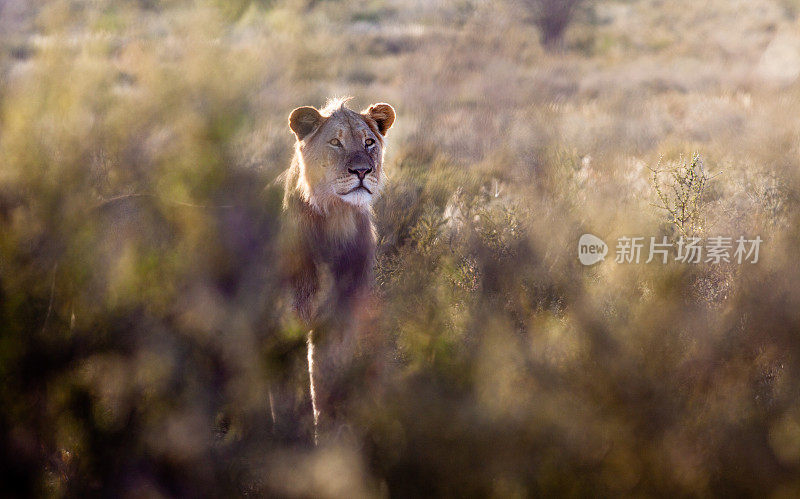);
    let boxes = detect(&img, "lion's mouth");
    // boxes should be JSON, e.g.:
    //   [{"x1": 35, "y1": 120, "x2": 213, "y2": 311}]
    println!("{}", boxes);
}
[{"x1": 347, "y1": 184, "x2": 372, "y2": 195}]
